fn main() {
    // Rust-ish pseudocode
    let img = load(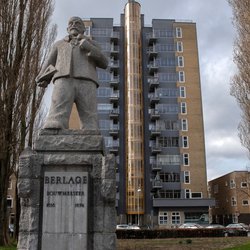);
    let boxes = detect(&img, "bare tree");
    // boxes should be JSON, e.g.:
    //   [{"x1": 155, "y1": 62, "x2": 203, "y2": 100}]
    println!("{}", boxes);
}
[
  {"x1": 0, "y1": 0, "x2": 56, "y2": 245},
  {"x1": 229, "y1": 0, "x2": 250, "y2": 155}
]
